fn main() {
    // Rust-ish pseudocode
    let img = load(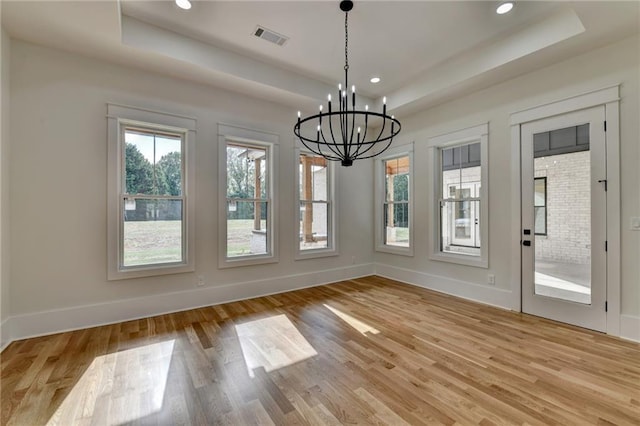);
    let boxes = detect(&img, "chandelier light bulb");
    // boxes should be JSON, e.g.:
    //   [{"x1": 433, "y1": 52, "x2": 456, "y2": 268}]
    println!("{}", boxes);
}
[
  {"x1": 383, "y1": 96, "x2": 387, "y2": 104},
  {"x1": 352, "y1": 85, "x2": 355, "y2": 93},
  {"x1": 297, "y1": 111, "x2": 301, "y2": 118},
  {"x1": 328, "y1": 94, "x2": 332, "y2": 102},
  {"x1": 365, "y1": 104, "x2": 369, "y2": 111},
  {"x1": 319, "y1": 105, "x2": 323, "y2": 111}
]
